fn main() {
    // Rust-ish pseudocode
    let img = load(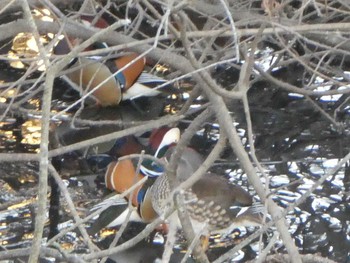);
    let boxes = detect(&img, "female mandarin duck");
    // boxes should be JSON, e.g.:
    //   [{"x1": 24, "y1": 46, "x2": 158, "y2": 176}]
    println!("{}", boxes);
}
[
  {"x1": 88, "y1": 127, "x2": 180, "y2": 235},
  {"x1": 140, "y1": 146, "x2": 265, "y2": 238},
  {"x1": 55, "y1": 16, "x2": 170, "y2": 106}
]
